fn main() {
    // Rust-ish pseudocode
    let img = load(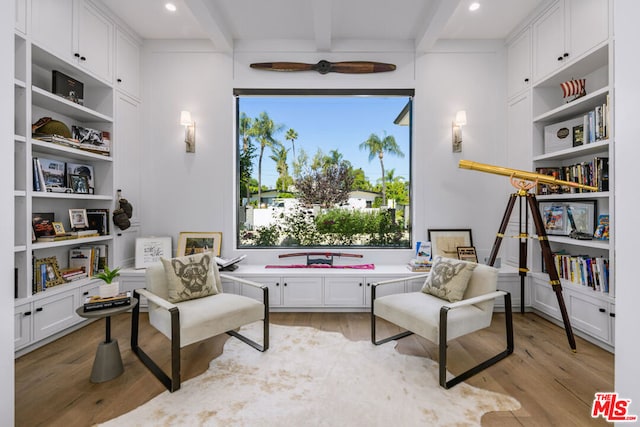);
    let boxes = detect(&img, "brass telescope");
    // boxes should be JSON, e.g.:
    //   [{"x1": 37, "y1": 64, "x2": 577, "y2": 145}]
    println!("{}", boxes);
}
[{"x1": 458, "y1": 159, "x2": 598, "y2": 192}]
